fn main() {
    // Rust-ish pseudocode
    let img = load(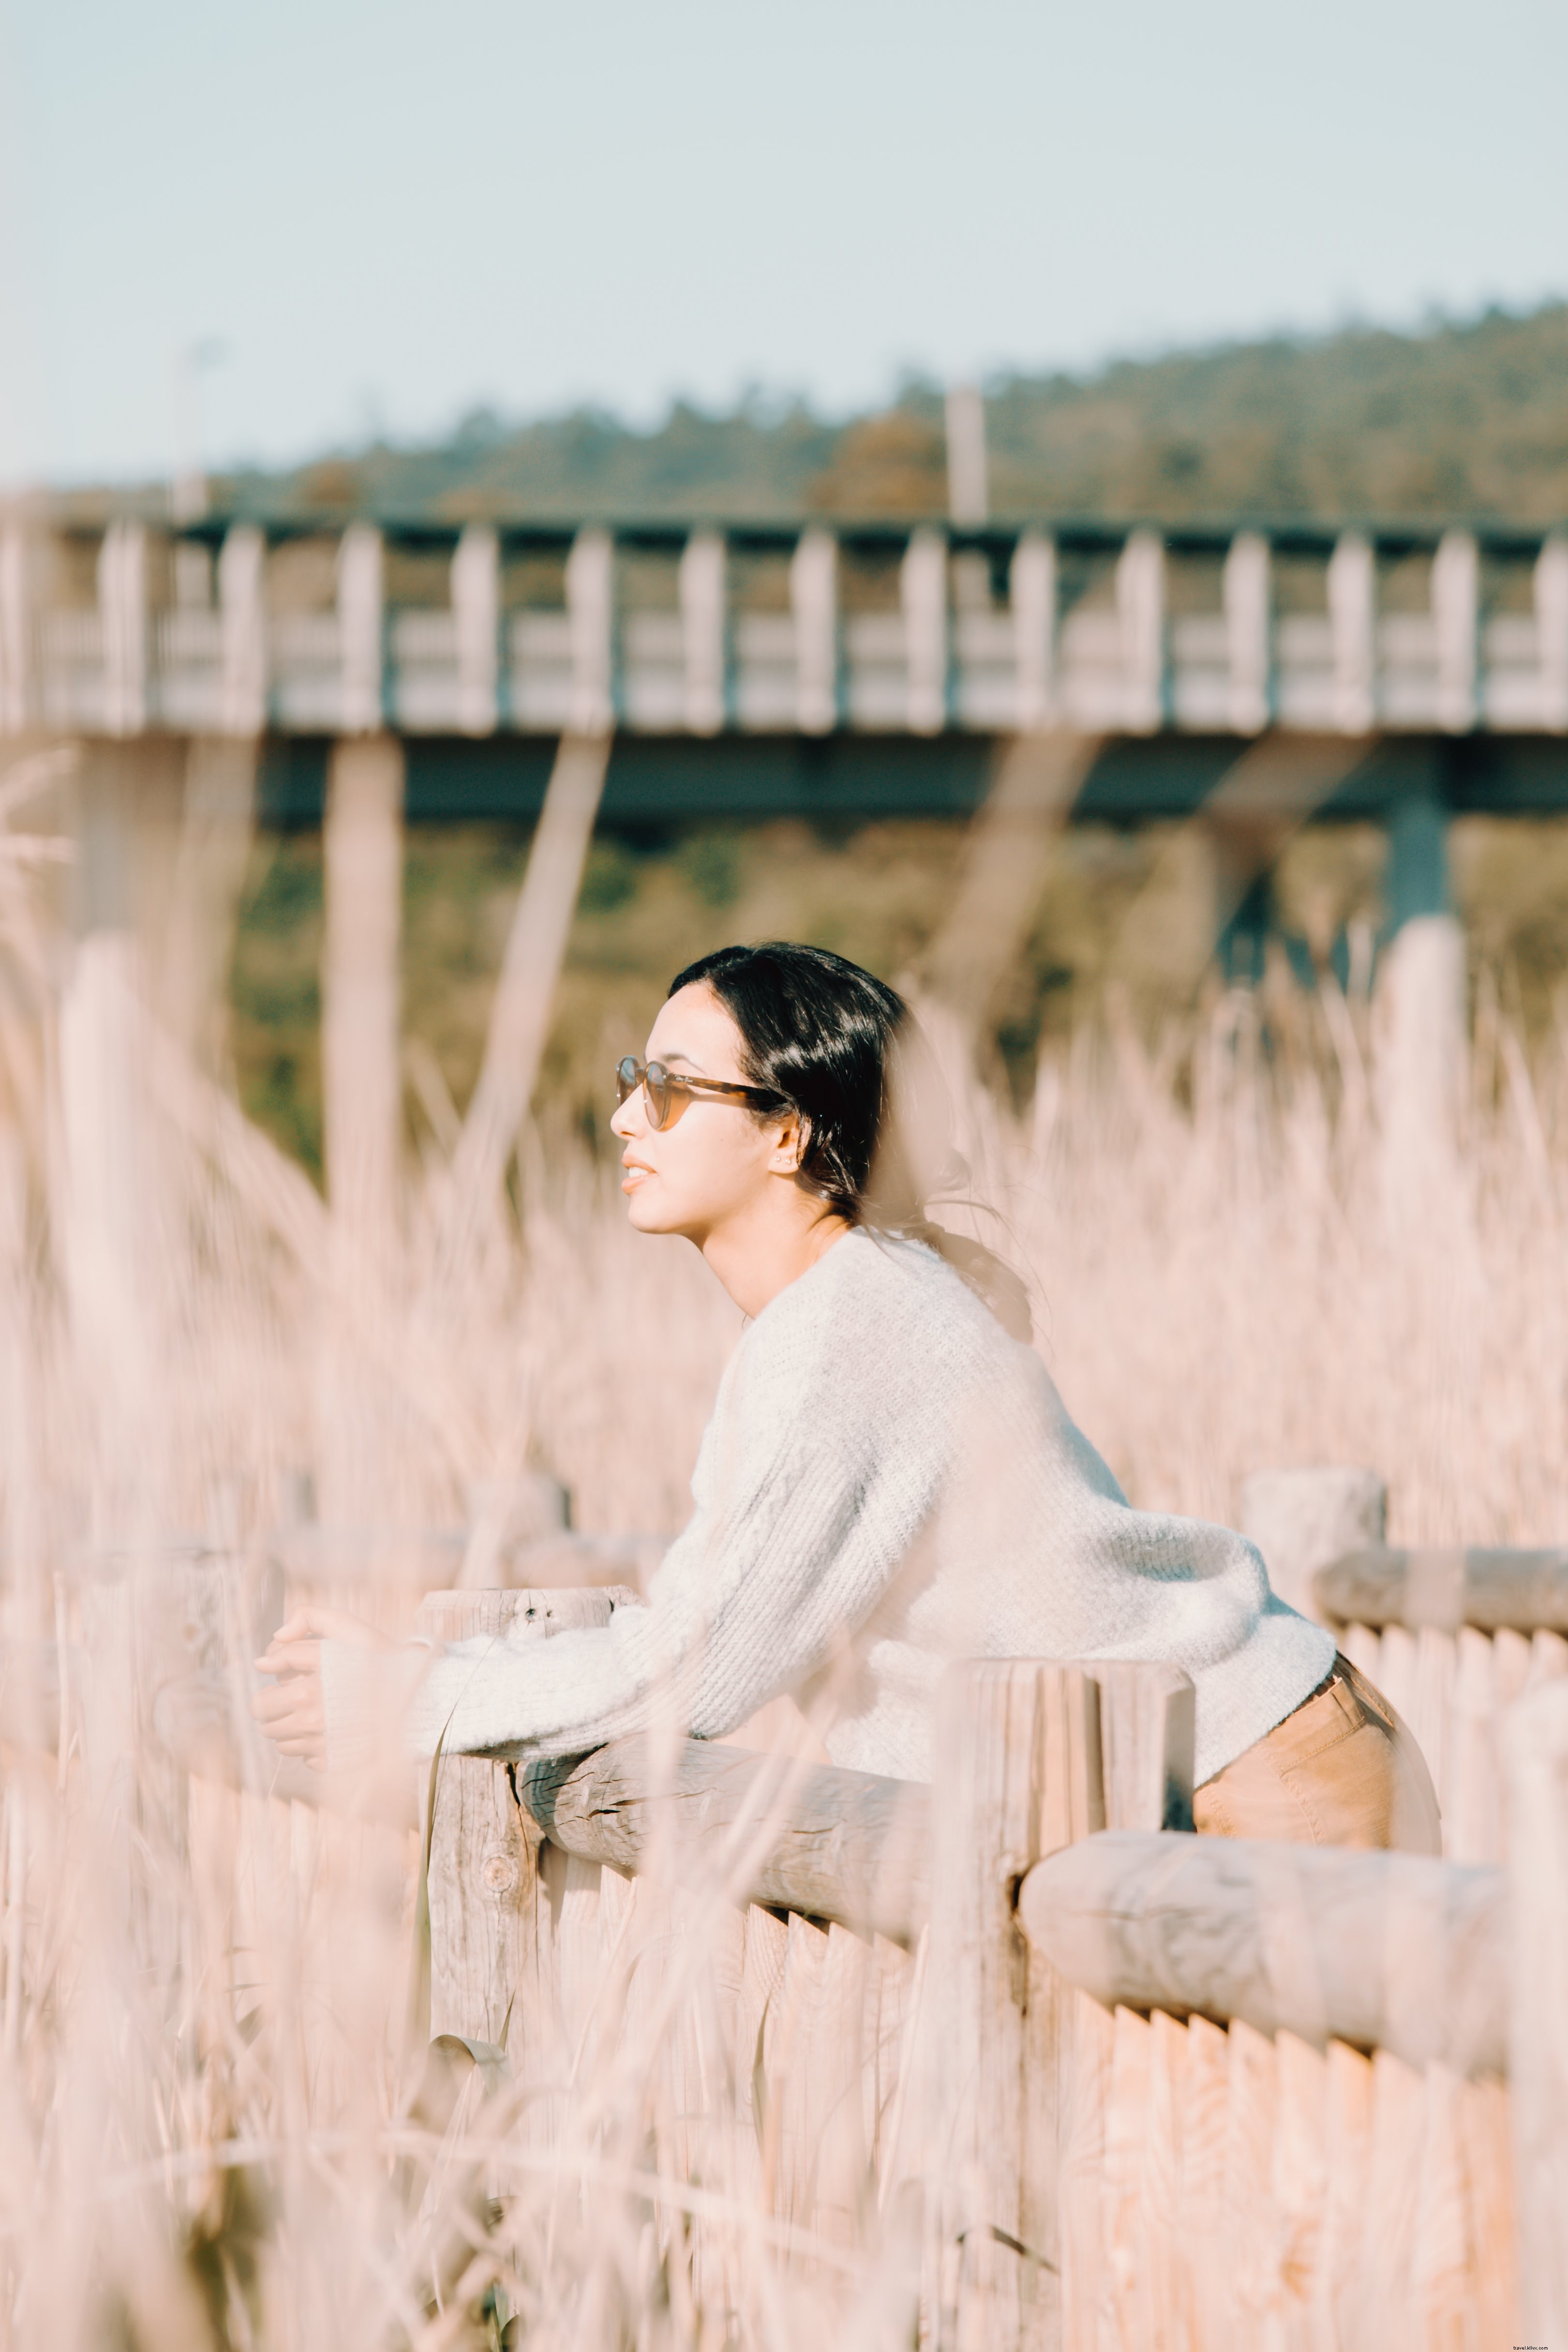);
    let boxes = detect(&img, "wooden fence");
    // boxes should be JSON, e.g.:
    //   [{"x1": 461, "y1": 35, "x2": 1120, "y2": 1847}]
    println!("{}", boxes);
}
[
  {"x1": 1320, "y1": 1544, "x2": 1568, "y2": 1866},
  {"x1": 74, "y1": 1495, "x2": 1568, "y2": 2347},
  {"x1": 393, "y1": 1586, "x2": 1547, "y2": 2349}
]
